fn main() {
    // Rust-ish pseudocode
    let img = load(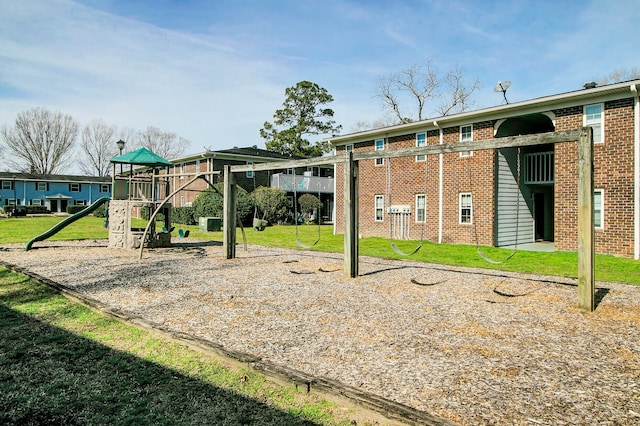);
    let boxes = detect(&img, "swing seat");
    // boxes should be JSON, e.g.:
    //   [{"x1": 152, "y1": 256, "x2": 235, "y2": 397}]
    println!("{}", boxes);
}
[
  {"x1": 161, "y1": 226, "x2": 175, "y2": 234},
  {"x1": 253, "y1": 218, "x2": 267, "y2": 231},
  {"x1": 476, "y1": 246, "x2": 517, "y2": 265},
  {"x1": 391, "y1": 241, "x2": 422, "y2": 256},
  {"x1": 178, "y1": 229, "x2": 190, "y2": 238},
  {"x1": 296, "y1": 236, "x2": 320, "y2": 249}
]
